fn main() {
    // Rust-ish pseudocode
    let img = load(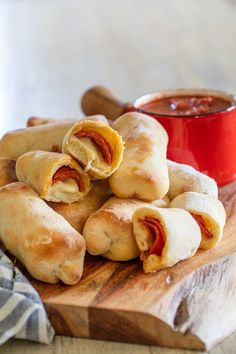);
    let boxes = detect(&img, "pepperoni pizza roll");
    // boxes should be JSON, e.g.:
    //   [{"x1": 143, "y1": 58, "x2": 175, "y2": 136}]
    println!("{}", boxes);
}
[
  {"x1": 0, "y1": 183, "x2": 86, "y2": 284},
  {"x1": 109, "y1": 112, "x2": 169, "y2": 201},
  {"x1": 170, "y1": 192, "x2": 226, "y2": 249},
  {"x1": 0, "y1": 158, "x2": 17, "y2": 187},
  {"x1": 132, "y1": 206, "x2": 201, "y2": 273},
  {"x1": 83, "y1": 196, "x2": 169, "y2": 261},
  {"x1": 167, "y1": 160, "x2": 218, "y2": 200},
  {"x1": 48, "y1": 180, "x2": 112, "y2": 233},
  {"x1": 0, "y1": 121, "x2": 74, "y2": 160},
  {"x1": 62, "y1": 120, "x2": 124, "y2": 179},
  {"x1": 0, "y1": 115, "x2": 108, "y2": 160},
  {"x1": 16, "y1": 150, "x2": 90, "y2": 203}
]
